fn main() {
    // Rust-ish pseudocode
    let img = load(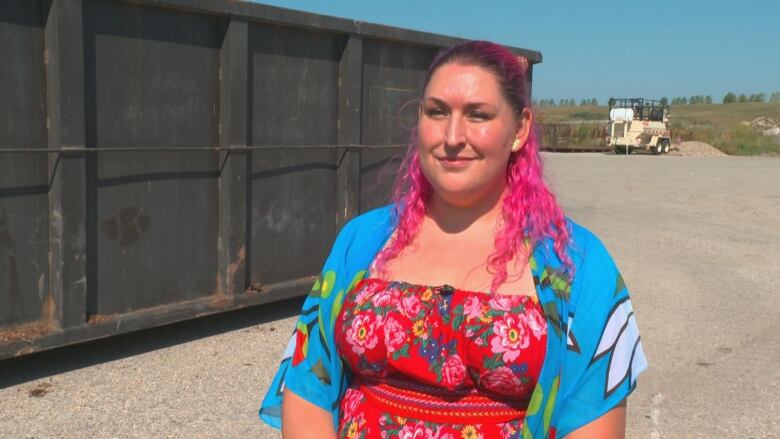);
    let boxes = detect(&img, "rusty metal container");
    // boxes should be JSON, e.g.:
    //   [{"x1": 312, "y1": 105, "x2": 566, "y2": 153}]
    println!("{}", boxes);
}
[{"x1": 0, "y1": 0, "x2": 541, "y2": 359}]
